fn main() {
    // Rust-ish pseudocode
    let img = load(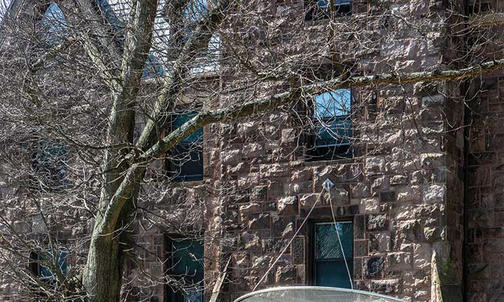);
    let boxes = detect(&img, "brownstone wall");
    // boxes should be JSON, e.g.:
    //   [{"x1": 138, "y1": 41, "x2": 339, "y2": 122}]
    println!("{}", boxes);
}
[{"x1": 199, "y1": 0, "x2": 467, "y2": 301}]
